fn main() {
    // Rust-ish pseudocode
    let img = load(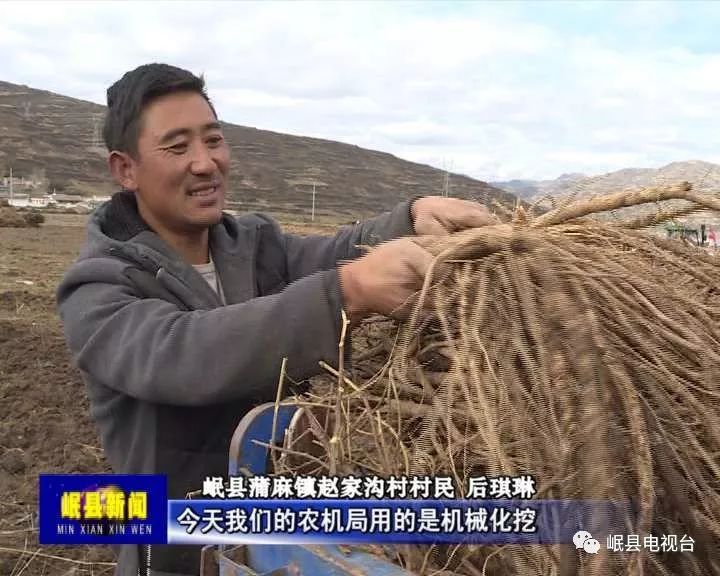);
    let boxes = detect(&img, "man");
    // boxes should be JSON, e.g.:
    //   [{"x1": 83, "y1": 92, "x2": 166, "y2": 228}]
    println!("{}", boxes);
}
[{"x1": 56, "y1": 63, "x2": 496, "y2": 576}]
